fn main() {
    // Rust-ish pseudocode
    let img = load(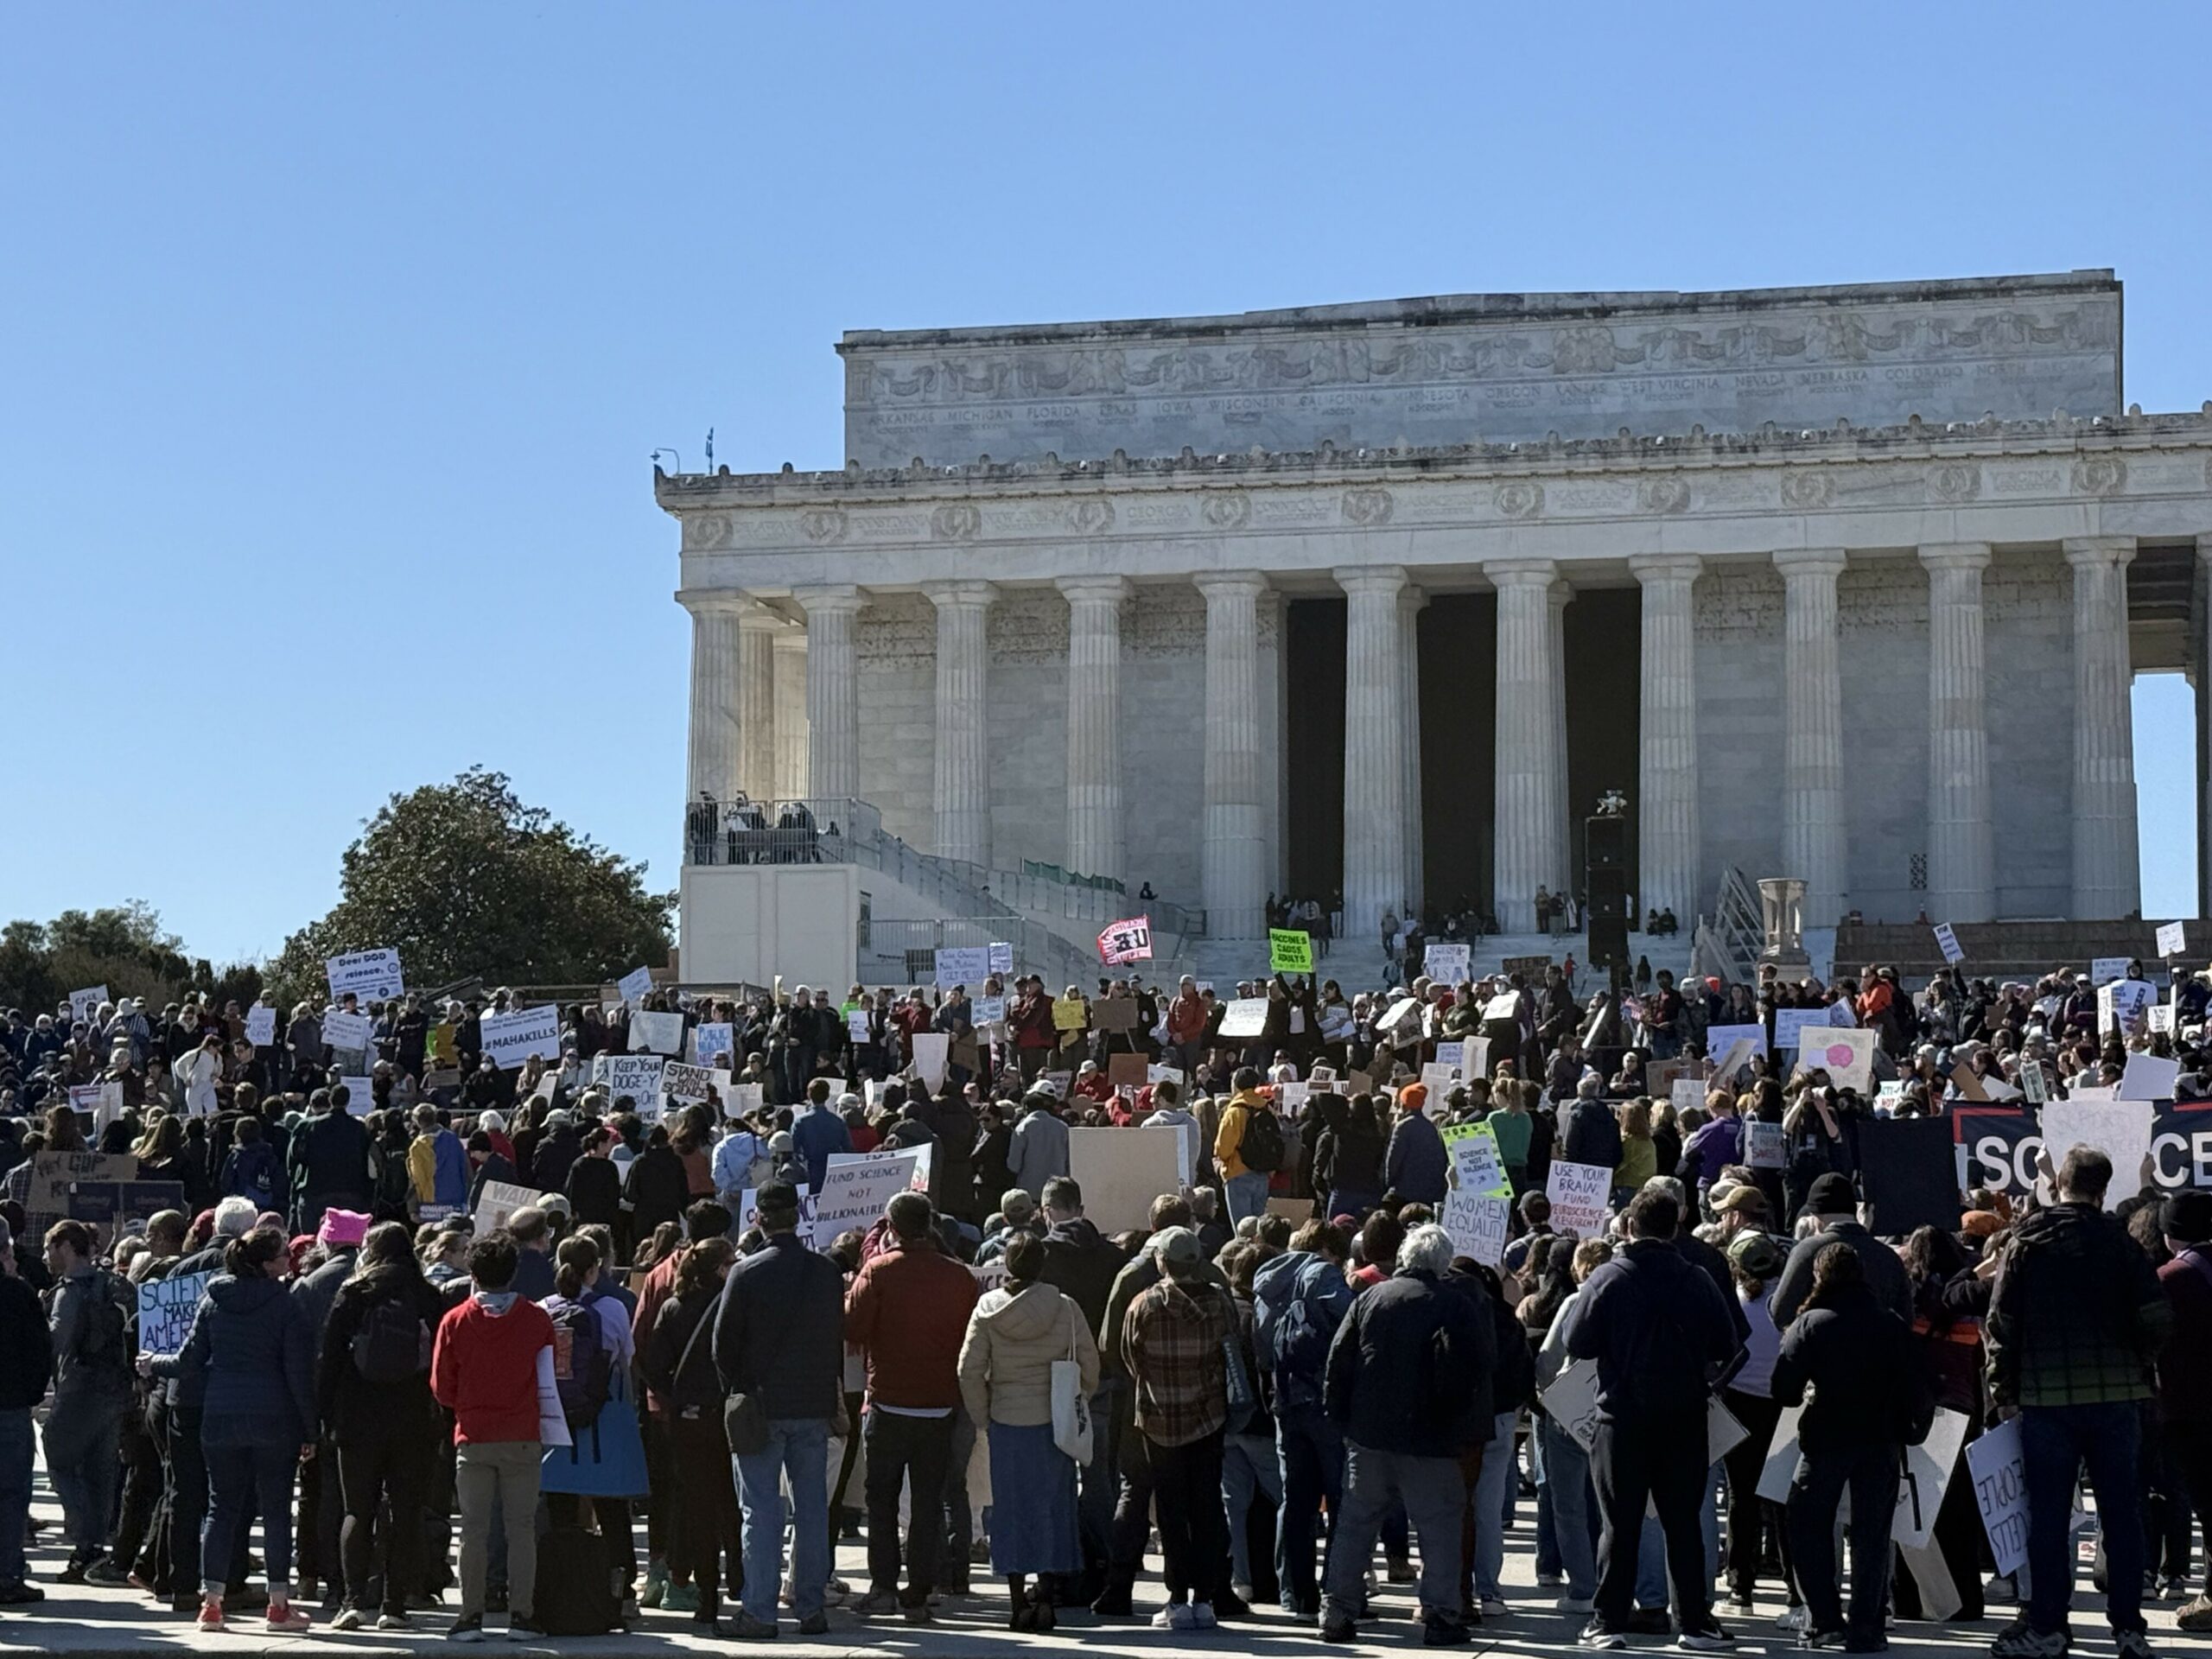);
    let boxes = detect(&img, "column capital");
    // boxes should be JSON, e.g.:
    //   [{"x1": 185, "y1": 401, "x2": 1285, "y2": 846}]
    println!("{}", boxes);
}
[
  {"x1": 1628, "y1": 552, "x2": 1704, "y2": 584},
  {"x1": 676, "y1": 587, "x2": 754, "y2": 617},
  {"x1": 1332, "y1": 564, "x2": 1408, "y2": 599},
  {"x1": 1397, "y1": 583, "x2": 1429, "y2": 616},
  {"x1": 2063, "y1": 535, "x2": 2136, "y2": 570},
  {"x1": 1918, "y1": 542, "x2": 1992, "y2": 574},
  {"x1": 1055, "y1": 574, "x2": 1131, "y2": 605},
  {"x1": 1771, "y1": 546, "x2": 1848, "y2": 579},
  {"x1": 1192, "y1": 569, "x2": 1269, "y2": 601},
  {"x1": 920, "y1": 579, "x2": 998, "y2": 612},
  {"x1": 792, "y1": 582, "x2": 865, "y2": 617},
  {"x1": 1484, "y1": 556, "x2": 1558, "y2": 590},
  {"x1": 737, "y1": 604, "x2": 786, "y2": 634}
]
